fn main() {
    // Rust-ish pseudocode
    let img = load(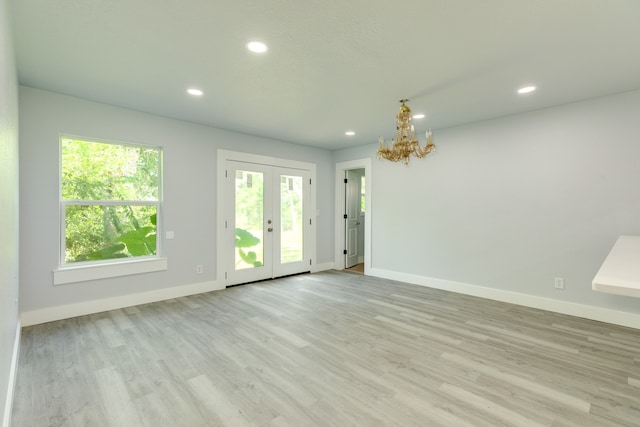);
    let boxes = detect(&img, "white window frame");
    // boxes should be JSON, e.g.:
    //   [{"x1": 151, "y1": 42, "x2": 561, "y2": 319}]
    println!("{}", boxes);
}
[{"x1": 54, "y1": 135, "x2": 166, "y2": 285}]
